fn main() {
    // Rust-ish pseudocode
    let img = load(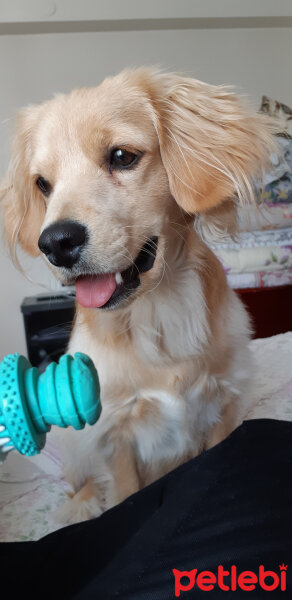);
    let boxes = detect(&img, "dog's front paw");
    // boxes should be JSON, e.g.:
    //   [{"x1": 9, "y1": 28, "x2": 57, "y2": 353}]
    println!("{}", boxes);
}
[{"x1": 54, "y1": 480, "x2": 104, "y2": 525}]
